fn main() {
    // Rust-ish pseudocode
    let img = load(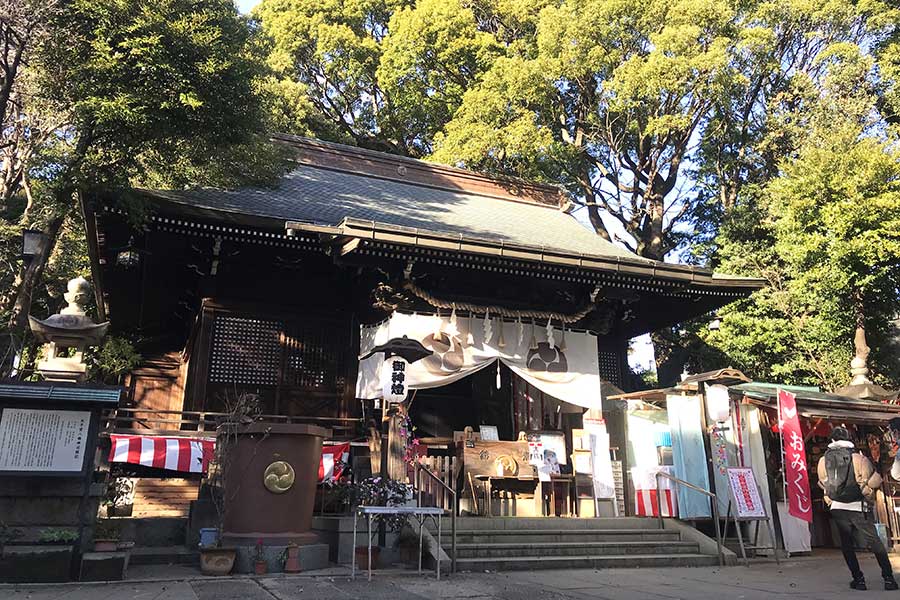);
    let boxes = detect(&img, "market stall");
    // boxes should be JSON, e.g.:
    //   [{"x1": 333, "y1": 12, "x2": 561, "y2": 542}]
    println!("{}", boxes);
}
[{"x1": 730, "y1": 383, "x2": 900, "y2": 552}]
